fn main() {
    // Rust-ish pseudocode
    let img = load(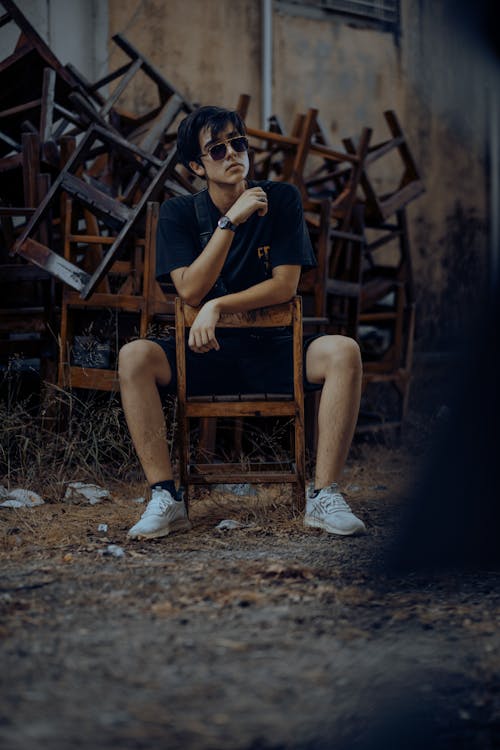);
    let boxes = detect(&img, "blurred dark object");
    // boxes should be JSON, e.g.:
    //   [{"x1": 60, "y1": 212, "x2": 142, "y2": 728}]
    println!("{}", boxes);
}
[{"x1": 386, "y1": 290, "x2": 500, "y2": 571}]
